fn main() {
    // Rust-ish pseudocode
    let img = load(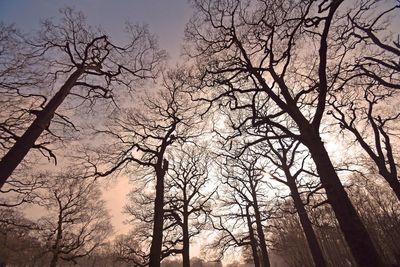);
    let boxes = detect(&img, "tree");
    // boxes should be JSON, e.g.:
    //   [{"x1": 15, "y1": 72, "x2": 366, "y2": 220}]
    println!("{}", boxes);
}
[
  {"x1": 270, "y1": 172, "x2": 400, "y2": 266},
  {"x1": 113, "y1": 232, "x2": 148, "y2": 266},
  {"x1": 164, "y1": 145, "x2": 214, "y2": 266},
  {"x1": 37, "y1": 173, "x2": 112, "y2": 267},
  {"x1": 0, "y1": 23, "x2": 53, "y2": 159},
  {"x1": 0, "y1": 170, "x2": 47, "y2": 208},
  {"x1": 262, "y1": 136, "x2": 327, "y2": 267},
  {"x1": 185, "y1": 0, "x2": 385, "y2": 264},
  {"x1": 0, "y1": 8, "x2": 165, "y2": 188},
  {"x1": 122, "y1": 146, "x2": 212, "y2": 267},
  {"x1": 86, "y1": 69, "x2": 202, "y2": 267},
  {"x1": 0, "y1": 208, "x2": 45, "y2": 266},
  {"x1": 208, "y1": 152, "x2": 272, "y2": 267}
]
